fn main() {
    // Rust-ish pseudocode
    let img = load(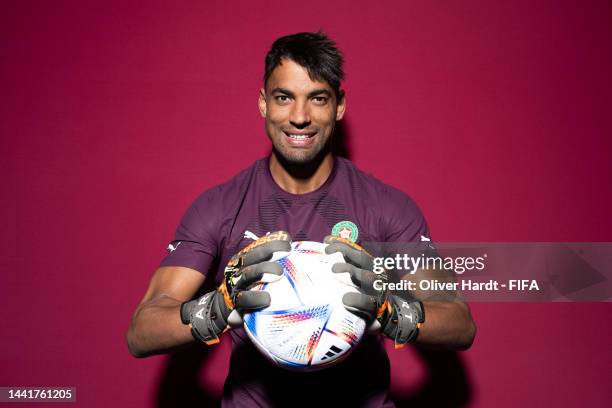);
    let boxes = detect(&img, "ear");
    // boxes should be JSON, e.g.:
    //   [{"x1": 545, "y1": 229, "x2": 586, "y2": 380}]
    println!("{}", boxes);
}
[
  {"x1": 335, "y1": 90, "x2": 346, "y2": 121},
  {"x1": 258, "y1": 88, "x2": 267, "y2": 118}
]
